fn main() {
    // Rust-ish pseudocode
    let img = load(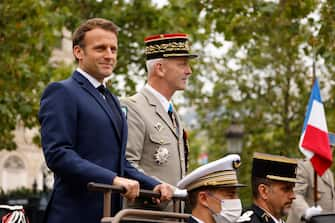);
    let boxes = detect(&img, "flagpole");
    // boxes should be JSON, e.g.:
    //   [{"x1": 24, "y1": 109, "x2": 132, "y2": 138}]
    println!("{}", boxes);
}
[
  {"x1": 313, "y1": 170, "x2": 318, "y2": 206},
  {"x1": 312, "y1": 37, "x2": 318, "y2": 207}
]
